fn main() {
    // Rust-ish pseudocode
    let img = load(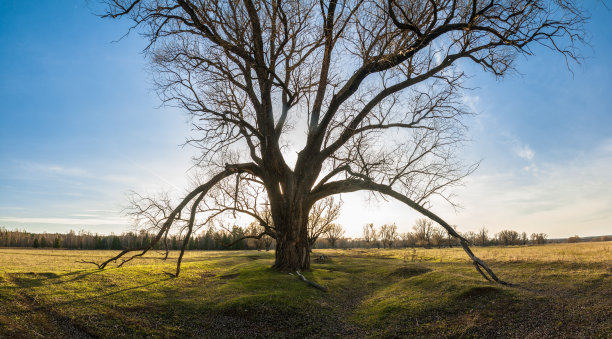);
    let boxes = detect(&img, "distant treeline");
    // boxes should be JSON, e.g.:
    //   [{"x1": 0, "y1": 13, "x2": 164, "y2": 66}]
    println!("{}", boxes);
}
[
  {"x1": 0, "y1": 227, "x2": 273, "y2": 251},
  {"x1": 1, "y1": 226, "x2": 610, "y2": 250}
]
